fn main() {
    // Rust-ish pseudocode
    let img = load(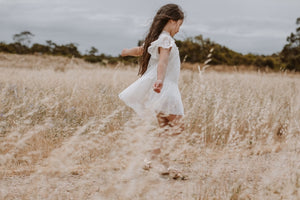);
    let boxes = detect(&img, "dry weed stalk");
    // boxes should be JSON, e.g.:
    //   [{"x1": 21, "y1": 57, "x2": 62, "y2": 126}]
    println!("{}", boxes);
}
[{"x1": 0, "y1": 53, "x2": 299, "y2": 199}]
